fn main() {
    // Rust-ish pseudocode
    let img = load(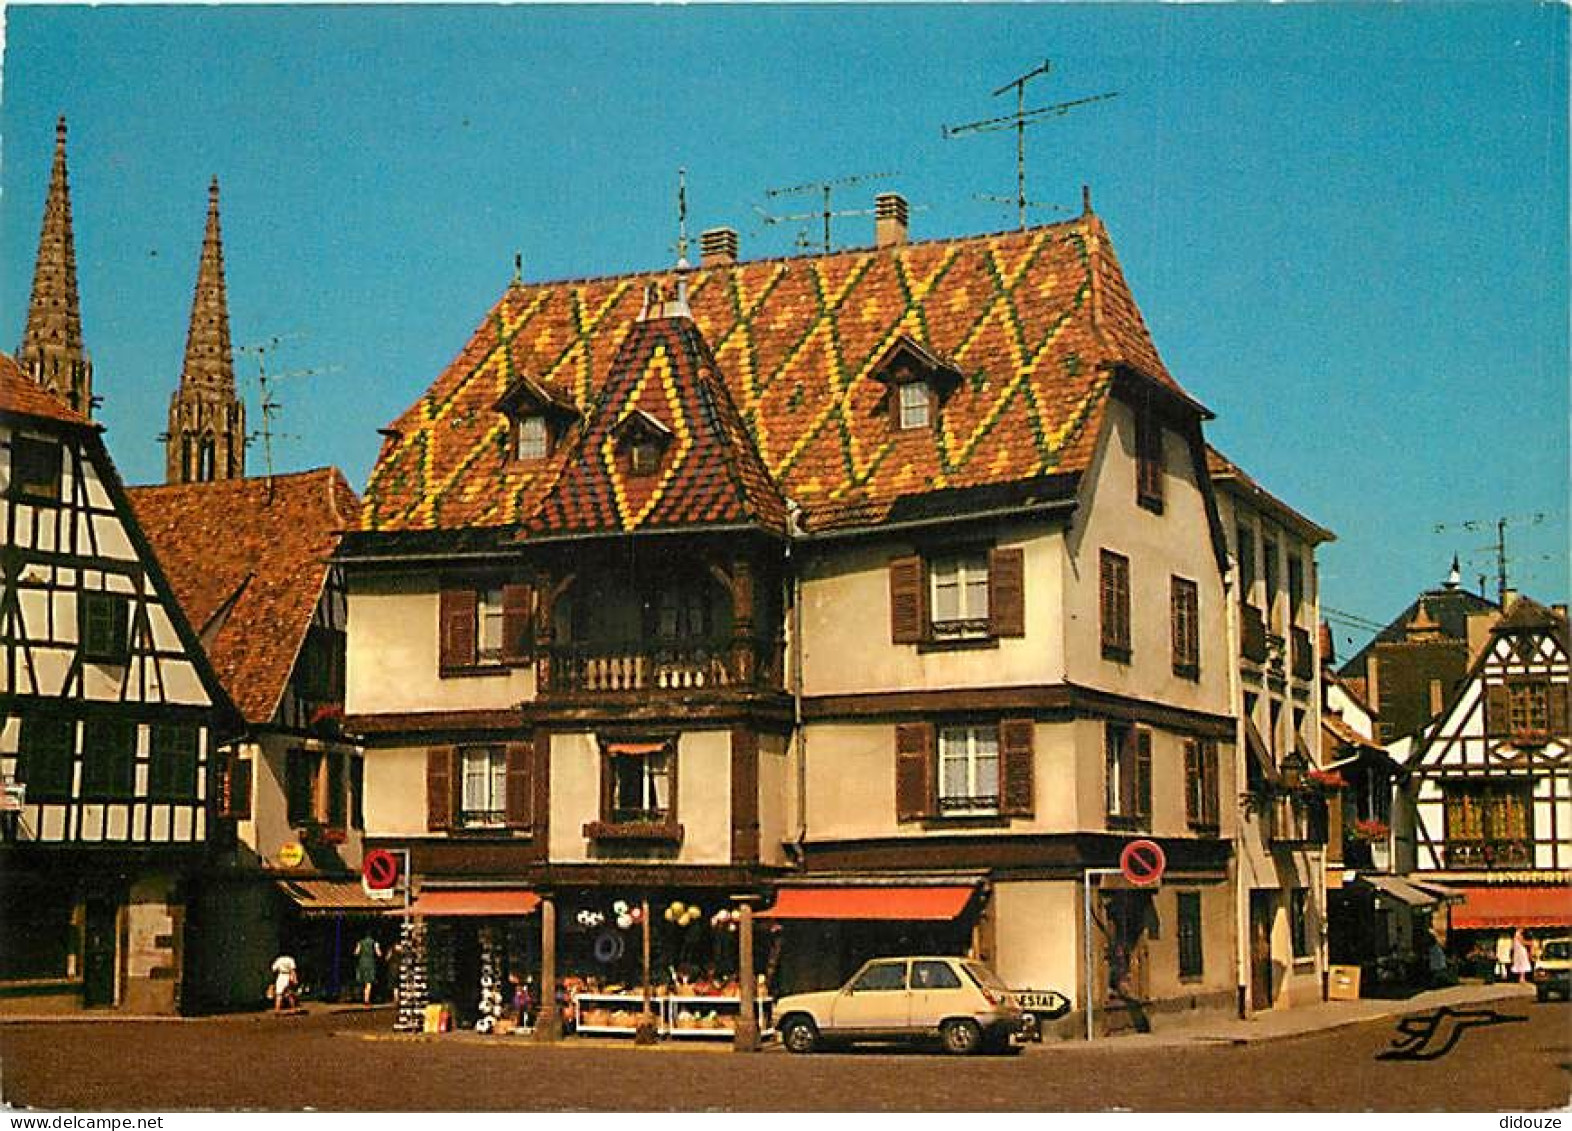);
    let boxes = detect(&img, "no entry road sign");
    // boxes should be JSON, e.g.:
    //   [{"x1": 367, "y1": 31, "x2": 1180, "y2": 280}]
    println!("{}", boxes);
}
[
  {"x1": 1119, "y1": 839, "x2": 1166, "y2": 887},
  {"x1": 362, "y1": 848, "x2": 400, "y2": 891}
]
